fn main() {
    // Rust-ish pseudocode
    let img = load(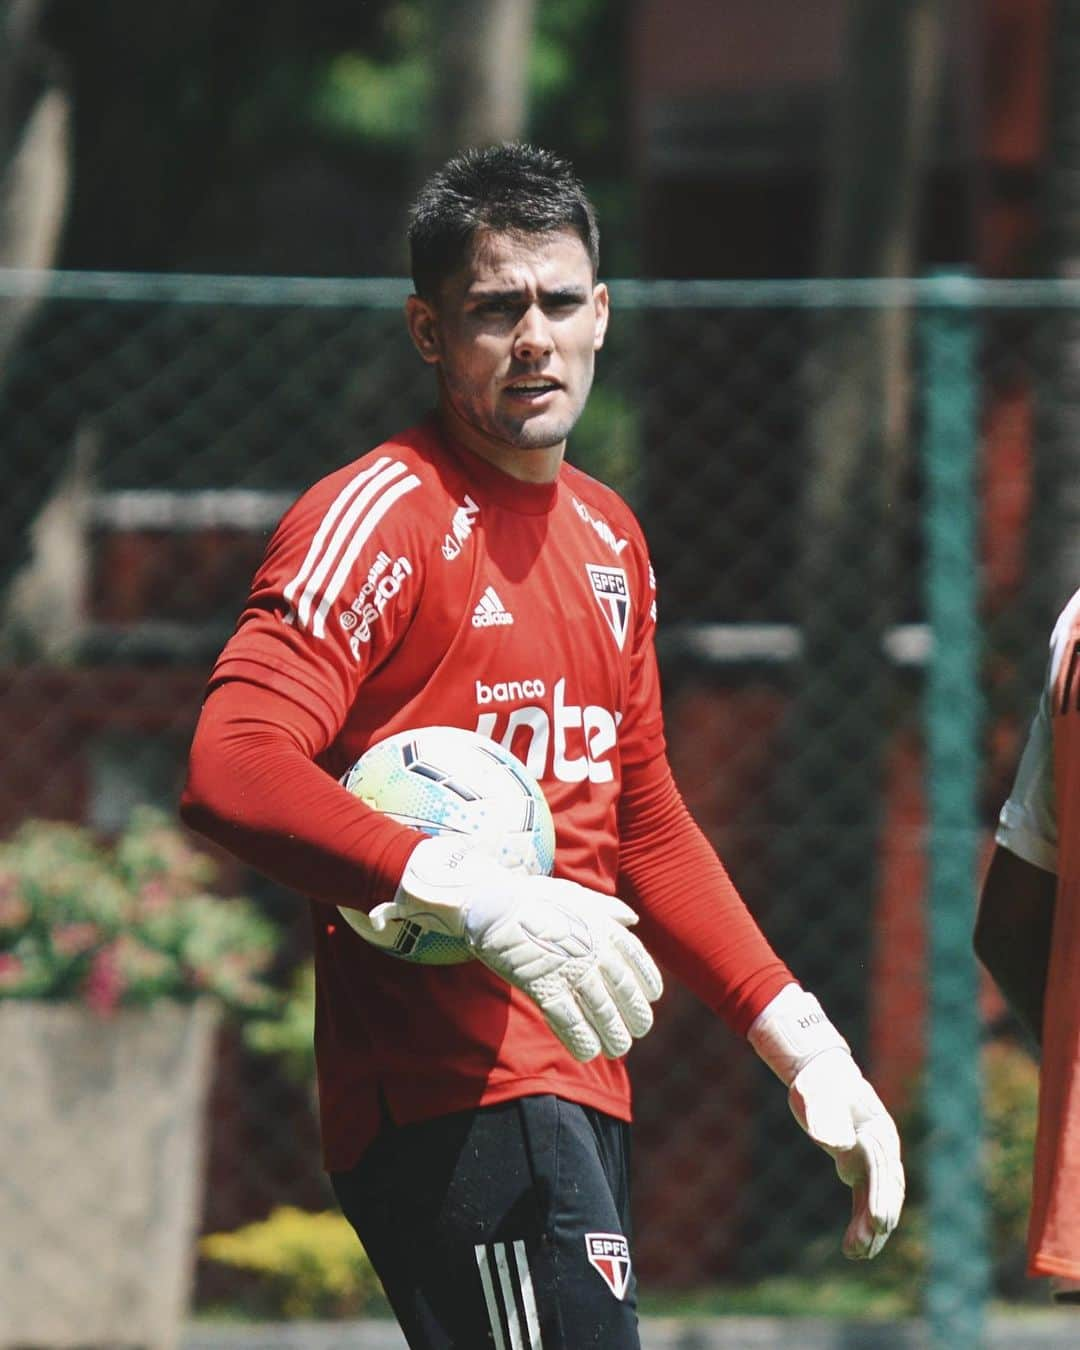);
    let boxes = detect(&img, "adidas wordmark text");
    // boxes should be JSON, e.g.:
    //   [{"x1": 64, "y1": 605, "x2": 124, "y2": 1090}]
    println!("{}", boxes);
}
[{"x1": 472, "y1": 586, "x2": 515, "y2": 628}]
